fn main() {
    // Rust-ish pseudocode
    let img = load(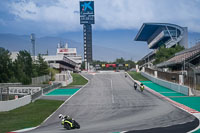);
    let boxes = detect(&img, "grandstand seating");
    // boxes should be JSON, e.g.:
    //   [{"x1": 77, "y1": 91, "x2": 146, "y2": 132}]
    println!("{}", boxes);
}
[{"x1": 157, "y1": 43, "x2": 200, "y2": 67}]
